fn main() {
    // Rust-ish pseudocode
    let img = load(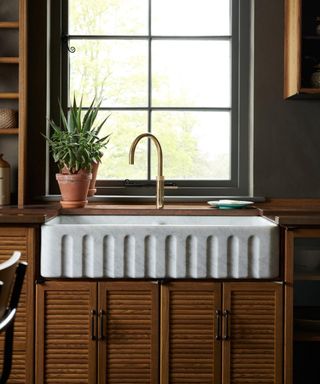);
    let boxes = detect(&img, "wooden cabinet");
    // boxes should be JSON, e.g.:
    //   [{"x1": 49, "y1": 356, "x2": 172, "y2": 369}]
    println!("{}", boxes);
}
[
  {"x1": 284, "y1": 227, "x2": 320, "y2": 384},
  {"x1": 222, "y1": 283, "x2": 283, "y2": 384},
  {"x1": 36, "y1": 281, "x2": 159, "y2": 384},
  {"x1": 160, "y1": 282, "x2": 221, "y2": 384},
  {"x1": 37, "y1": 280, "x2": 283, "y2": 384},
  {"x1": 161, "y1": 282, "x2": 283, "y2": 384},
  {"x1": 0, "y1": 0, "x2": 27, "y2": 205},
  {"x1": 0, "y1": 226, "x2": 36, "y2": 383},
  {"x1": 284, "y1": 0, "x2": 320, "y2": 98}
]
